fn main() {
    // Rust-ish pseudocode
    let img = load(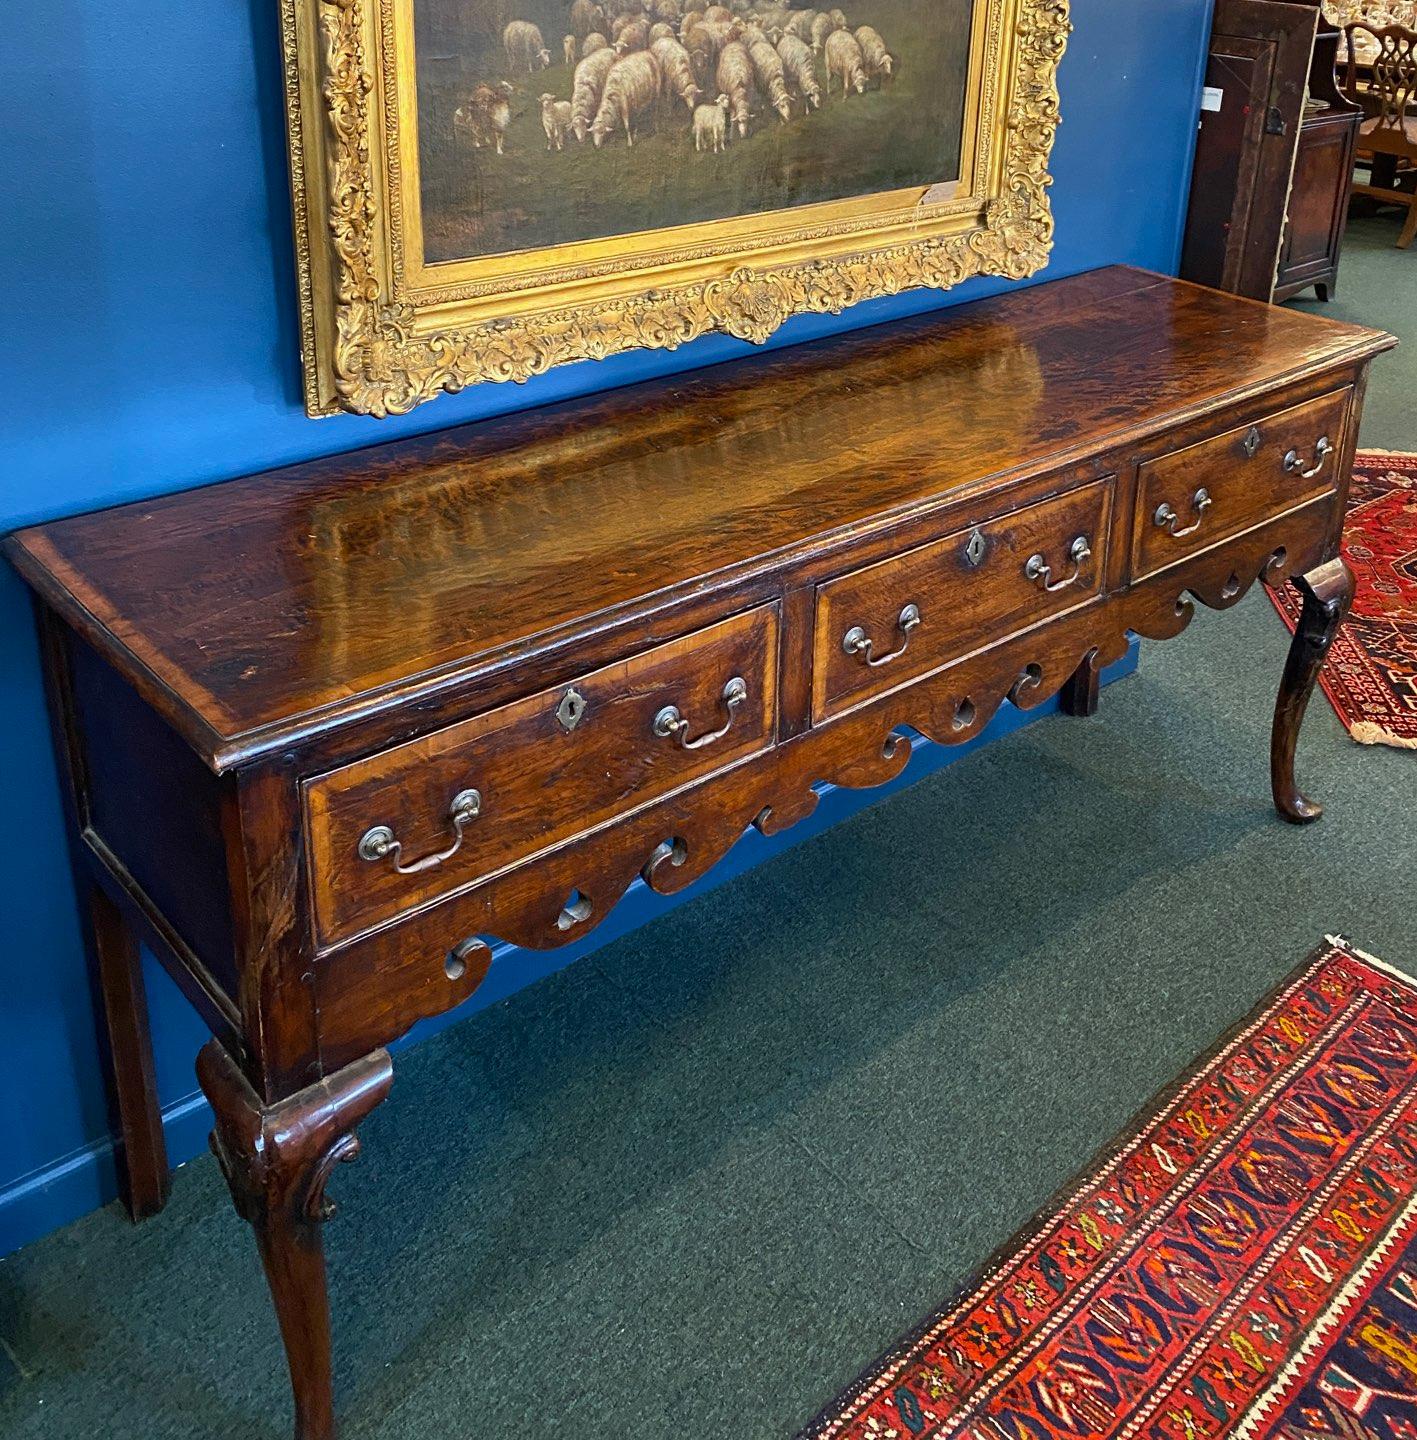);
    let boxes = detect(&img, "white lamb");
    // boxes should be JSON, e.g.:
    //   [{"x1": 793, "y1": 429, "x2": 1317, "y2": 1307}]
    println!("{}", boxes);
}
[
  {"x1": 563, "y1": 34, "x2": 579, "y2": 65},
  {"x1": 571, "y1": 45, "x2": 620, "y2": 140},
  {"x1": 504, "y1": 20, "x2": 552, "y2": 73},
  {"x1": 590, "y1": 50, "x2": 663, "y2": 145},
  {"x1": 824, "y1": 28, "x2": 866, "y2": 97},
  {"x1": 539, "y1": 93, "x2": 574, "y2": 149},
  {"x1": 855, "y1": 26, "x2": 893, "y2": 84},
  {"x1": 776, "y1": 33, "x2": 820, "y2": 109},
  {"x1": 693, "y1": 93, "x2": 731, "y2": 151}
]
